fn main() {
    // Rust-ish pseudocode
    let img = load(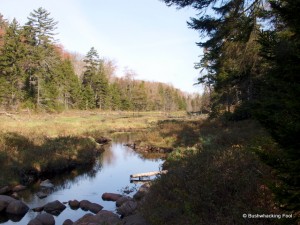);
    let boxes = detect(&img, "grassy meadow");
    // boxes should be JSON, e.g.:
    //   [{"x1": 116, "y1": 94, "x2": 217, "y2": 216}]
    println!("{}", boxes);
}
[{"x1": 0, "y1": 110, "x2": 187, "y2": 186}]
